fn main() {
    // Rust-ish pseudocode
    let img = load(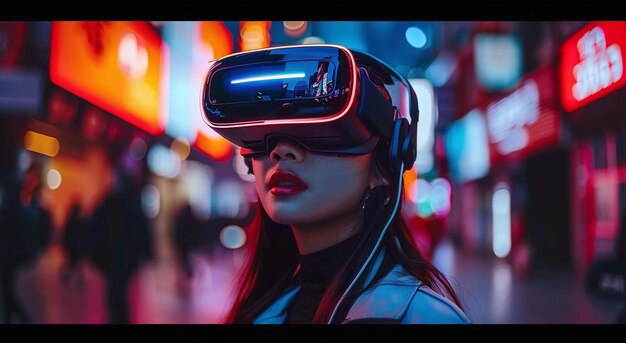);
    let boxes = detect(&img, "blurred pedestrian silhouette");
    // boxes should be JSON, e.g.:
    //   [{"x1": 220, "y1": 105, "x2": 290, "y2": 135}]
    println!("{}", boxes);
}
[
  {"x1": 0, "y1": 165, "x2": 26, "y2": 324},
  {"x1": 60, "y1": 198, "x2": 90, "y2": 291},
  {"x1": 86, "y1": 170, "x2": 154, "y2": 324},
  {"x1": 172, "y1": 204, "x2": 202, "y2": 279},
  {"x1": 0, "y1": 160, "x2": 52, "y2": 323}
]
